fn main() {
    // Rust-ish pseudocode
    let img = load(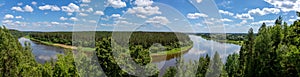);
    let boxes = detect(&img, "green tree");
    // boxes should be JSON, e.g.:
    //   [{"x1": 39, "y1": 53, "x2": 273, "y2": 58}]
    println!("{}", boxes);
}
[
  {"x1": 163, "y1": 66, "x2": 177, "y2": 77},
  {"x1": 196, "y1": 54, "x2": 210, "y2": 77},
  {"x1": 225, "y1": 53, "x2": 239, "y2": 77},
  {"x1": 206, "y1": 52, "x2": 223, "y2": 77},
  {"x1": 0, "y1": 26, "x2": 41, "y2": 76}
]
